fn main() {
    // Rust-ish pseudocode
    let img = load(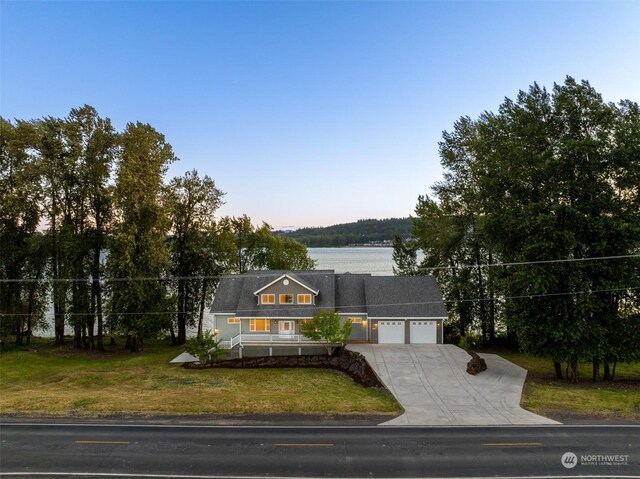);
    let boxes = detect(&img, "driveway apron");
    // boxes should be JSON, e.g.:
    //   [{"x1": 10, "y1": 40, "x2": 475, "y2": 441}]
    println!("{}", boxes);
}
[{"x1": 348, "y1": 344, "x2": 559, "y2": 426}]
